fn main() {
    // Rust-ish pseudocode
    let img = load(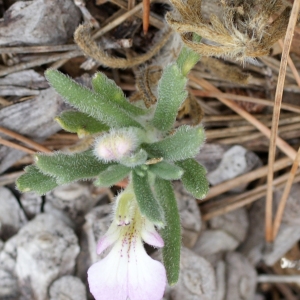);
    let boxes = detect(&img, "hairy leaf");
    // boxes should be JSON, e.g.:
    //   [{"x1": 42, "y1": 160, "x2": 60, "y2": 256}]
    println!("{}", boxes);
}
[
  {"x1": 142, "y1": 125, "x2": 205, "y2": 161},
  {"x1": 119, "y1": 149, "x2": 148, "y2": 167},
  {"x1": 35, "y1": 150, "x2": 111, "y2": 184},
  {"x1": 176, "y1": 158, "x2": 209, "y2": 199},
  {"x1": 94, "y1": 164, "x2": 130, "y2": 187},
  {"x1": 45, "y1": 69, "x2": 142, "y2": 129},
  {"x1": 154, "y1": 178, "x2": 181, "y2": 285},
  {"x1": 16, "y1": 165, "x2": 58, "y2": 195},
  {"x1": 92, "y1": 72, "x2": 146, "y2": 116},
  {"x1": 132, "y1": 170, "x2": 164, "y2": 227},
  {"x1": 149, "y1": 161, "x2": 183, "y2": 180},
  {"x1": 176, "y1": 45, "x2": 200, "y2": 76},
  {"x1": 55, "y1": 110, "x2": 109, "y2": 137},
  {"x1": 152, "y1": 64, "x2": 188, "y2": 132}
]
